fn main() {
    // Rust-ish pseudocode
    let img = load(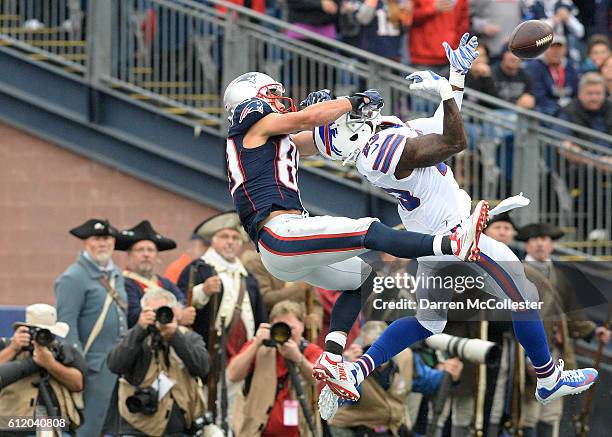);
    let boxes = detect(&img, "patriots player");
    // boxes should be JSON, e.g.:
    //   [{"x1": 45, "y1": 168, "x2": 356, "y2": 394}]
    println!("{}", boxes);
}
[
  {"x1": 223, "y1": 72, "x2": 488, "y2": 385},
  {"x1": 308, "y1": 34, "x2": 599, "y2": 417}
]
